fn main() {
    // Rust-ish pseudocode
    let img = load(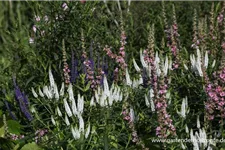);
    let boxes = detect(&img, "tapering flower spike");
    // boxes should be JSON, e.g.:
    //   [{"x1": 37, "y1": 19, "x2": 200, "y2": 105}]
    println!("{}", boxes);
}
[
  {"x1": 133, "y1": 58, "x2": 141, "y2": 72},
  {"x1": 63, "y1": 98, "x2": 72, "y2": 117}
]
